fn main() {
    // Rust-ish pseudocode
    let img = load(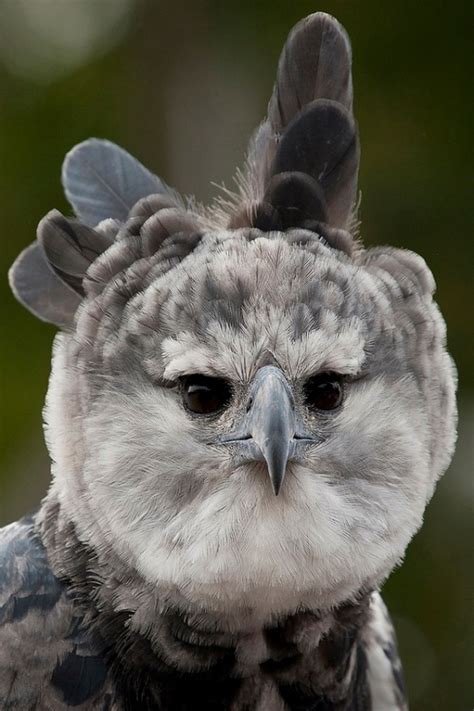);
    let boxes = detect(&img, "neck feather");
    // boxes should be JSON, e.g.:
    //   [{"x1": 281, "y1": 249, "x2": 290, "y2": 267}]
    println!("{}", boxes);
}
[{"x1": 39, "y1": 494, "x2": 372, "y2": 710}]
